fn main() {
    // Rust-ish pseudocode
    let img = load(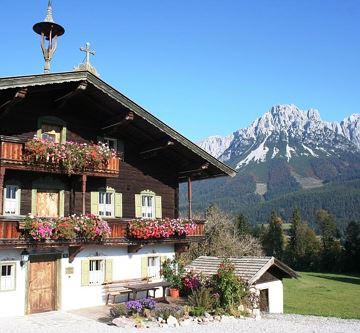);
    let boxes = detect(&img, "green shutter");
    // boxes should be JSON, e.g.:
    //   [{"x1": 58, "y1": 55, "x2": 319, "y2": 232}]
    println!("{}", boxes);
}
[
  {"x1": 81, "y1": 260, "x2": 90, "y2": 286},
  {"x1": 61, "y1": 126, "x2": 67, "y2": 144},
  {"x1": 114, "y1": 192, "x2": 123, "y2": 218},
  {"x1": 135, "y1": 194, "x2": 142, "y2": 218},
  {"x1": 155, "y1": 196, "x2": 162, "y2": 219},
  {"x1": 59, "y1": 190, "x2": 65, "y2": 217},
  {"x1": 90, "y1": 192, "x2": 99, "y2": 215},
  {"x1": 105, "y1": 259, "x2": 113, "y2": 283},
  {"x1": 141, "y1": 257, "x2": 148, "y2": 279},
  {"x1": 31, "y1": 189, "x2": 37, "y2": 215}
]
